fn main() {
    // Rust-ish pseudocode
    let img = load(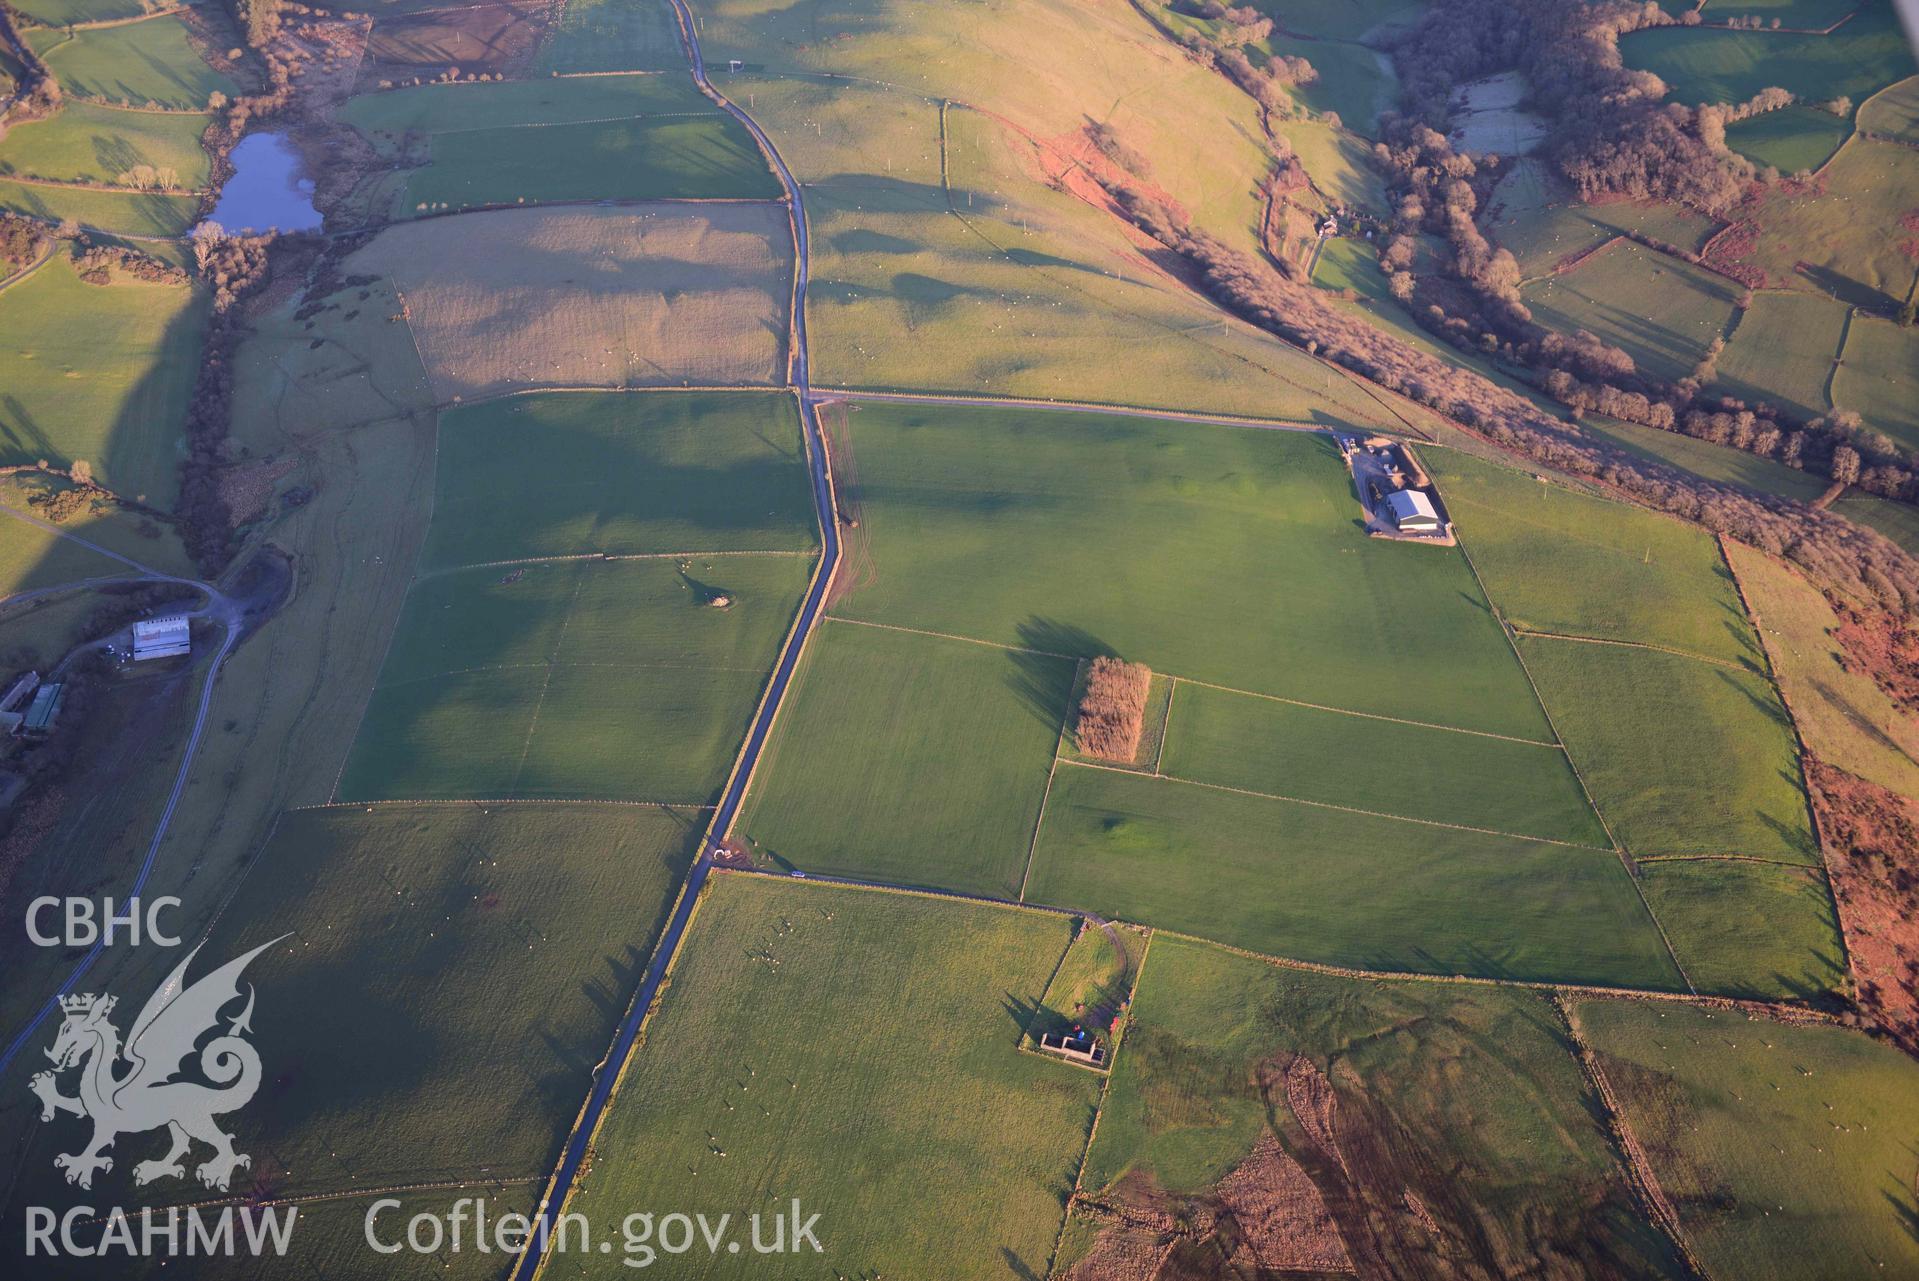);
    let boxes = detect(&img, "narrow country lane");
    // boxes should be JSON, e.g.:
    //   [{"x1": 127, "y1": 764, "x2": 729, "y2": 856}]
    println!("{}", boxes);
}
[{"x1": 509, "y1": 4, "x2": 839, "y2": 1275}]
